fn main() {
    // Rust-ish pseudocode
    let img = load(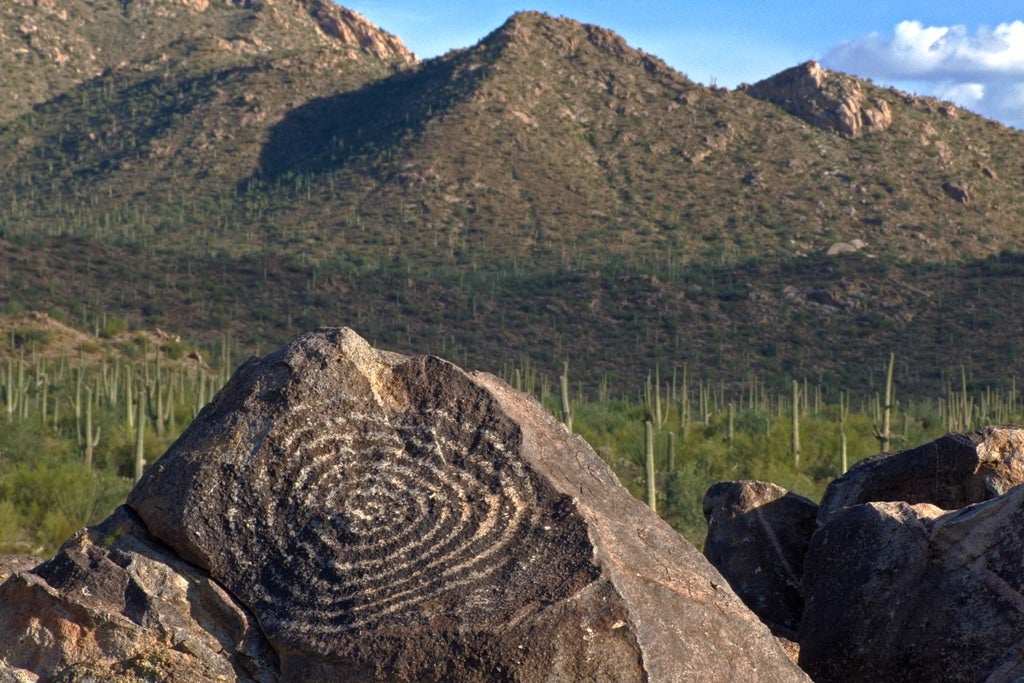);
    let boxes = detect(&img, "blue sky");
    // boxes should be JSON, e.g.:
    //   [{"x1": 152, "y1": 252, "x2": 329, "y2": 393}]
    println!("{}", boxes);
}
[{"x1": 340, "y1": 1, "x2": 1024, "y2": 128}]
